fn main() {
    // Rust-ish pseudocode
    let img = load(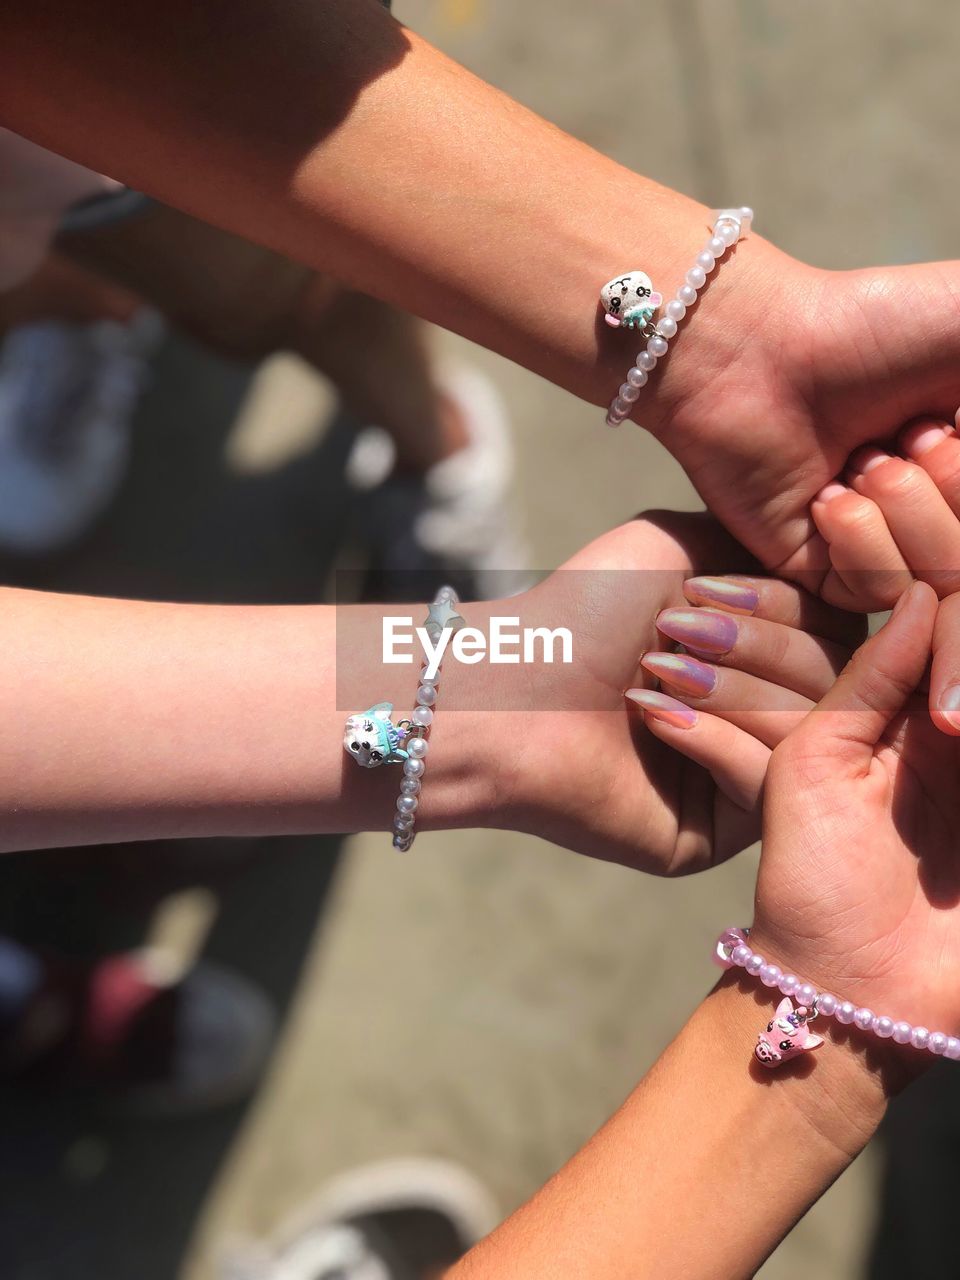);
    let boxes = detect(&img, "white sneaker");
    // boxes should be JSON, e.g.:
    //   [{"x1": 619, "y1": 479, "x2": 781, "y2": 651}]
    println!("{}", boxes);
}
[
  {"x1": 346, "y1": 366, "x2": 529, "y2": 600},
  {"x1": 0, "y1": 310, "x2": 161, "y2": 554},
  {"x1": 220, "y1": 1157, "x2": 499, "y2": 1280}
]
